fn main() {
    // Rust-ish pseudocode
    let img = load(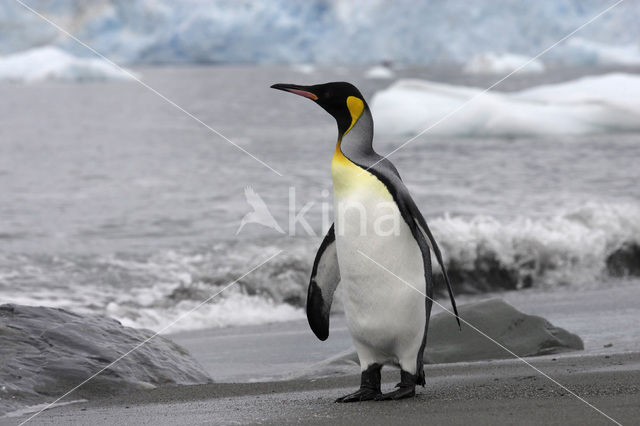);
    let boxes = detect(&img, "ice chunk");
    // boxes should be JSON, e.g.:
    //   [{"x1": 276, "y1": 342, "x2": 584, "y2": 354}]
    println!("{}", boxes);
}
[
  {"x1": 464, "y1": 52, "x2": 545, "y2": 74},
  {"x1": 291, "y1": 63, "x2": 316, "y2": 74},
  {"x1": 371, "y1": 73, "x2": 640, "y2": 136},
  {"x1": 364, "y1": 65, "x2": 395, "y2": 79},
  {"x1": 0, "y1": 46, "x2": 136, "y2": 83}
]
